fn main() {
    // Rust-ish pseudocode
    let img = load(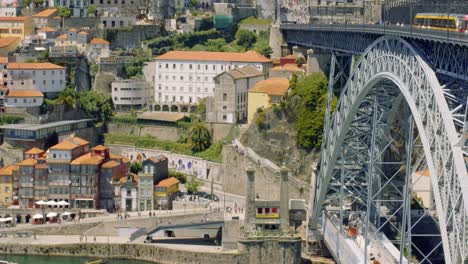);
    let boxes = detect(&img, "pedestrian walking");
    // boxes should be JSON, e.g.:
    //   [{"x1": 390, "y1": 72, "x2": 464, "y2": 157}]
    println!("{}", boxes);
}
[{"x1": 94, "y1": 236, "x2": 96, "y2": 242}]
